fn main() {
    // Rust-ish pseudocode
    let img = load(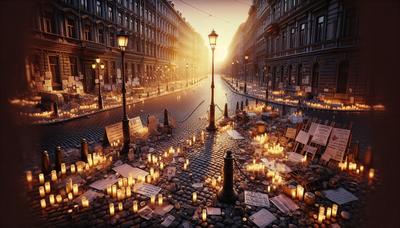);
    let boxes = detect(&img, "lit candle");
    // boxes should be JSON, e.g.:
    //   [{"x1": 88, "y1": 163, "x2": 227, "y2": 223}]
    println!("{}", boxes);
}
[
  {"x1": 211, "y1": 178, "x2": 217, "y2": 188},
  {"x1": 148, "y1": 153, "x2": 152, "y2": 163},
  {"x1": 317, "y1": 213, "x2": 324, "y2": 224},
  {"x1": 26, "y1": 171, "x2": 32, "y2": 183},
  {"x1": 291, "y1": 188, "x2": 296, "y2": 199},
  {"x1": 72, "y1": 184, "x2": 79, "y2": 196},
  {"x1": 132, "y1": 200, "x2": 138, "y2": 212},
  {"x1": 202, "y1": 208, "x2": 207, "y2": 221},
  {"x1": 51, "y1": 170, "x2": 57, "y2": 182},
  {"x1": 40, "y1": 199, "x2": 46, "y2": 209},
  {"x1": 267, "y1": 185, "x2": 271, "y2": 193},
  {"x1": 70, "y1": 164, "x2": 76, "y2": 174},
  {"x1": 109, "y1": 203, "x2": 115, "y2": 215},
  {"x1": 118, "y1": 202, "x2": 123, "y2": 211},
  {"x1": 326, "y1": 207, "x2": 332, "y2": 219},
  {"x1": 296, "y1": 185, "x2": 304, "y2": 200},
  {"x1": 183, "y1": 163, "x2": 188, "y2": 170},
  {"x1": 146, "y1": 175, "x2": 152, "y2": 183},
  {"x1": 39, "y1": 173, "x2": 44, "y2": 184},
  {"x1": 150, "y1": 195, "x2": 156, "y2": 204},
  {"x1": 39, "y1": 186, "x2": 45, "y2": 197},
  {"x1": 106, "y1": 186, "x2": 112, "y2": 195},
  {"x1": 117, "y1": 189, "x2": 122, "y2": 201},
  {"x1": 68, "y1": 192, "x2": 73, "y2": 200},
  {"x1": 56, "y1": 194, "x2": 62, "y2": 203},
  {"x1": 66, "y1": 178, "x2": 72, "y2": 193},
  {"x1": 112, "y1": 185, "x2": 117, "y2": 198},
  {"x1": 319, "y1": 206, "x2": 325, "y2": 215},
  {"x1": 192, "y1": 192, "x2": 197, "y2": 203},
  {"x1": 61, "y1": 163, "x2": 66, "y2": 175},
  {"x1": 160, "y1": 162, "x2": 164, "y2": 170},
  {"x1": 158, "y1": 194, "x2": 163, "y2": 205},
  {"x1": 49, "y1": 194, "x2": 55, "y2": 205},
  {"x1": 81, "y1": 196, "x2": 89, "y2": 208},
  {"x1": 332, "y1": 204, "x2": 338, "y2": 217},
  {"x1": 44, "y1": 182, "x2": 51, "y2": 193},
  {"x1": 217, "y1": 176, "x2": 222, "y2": 183},
  {"x1": 150, "y1": 167, "x2": 154, "y2": 176},
  {"x1": 126, "y1": 186, "x2": 131, "y2": 198},
  {"x1": 128, "y1": 175, "x2": 133, "y2": 186},
  {"x1": 369, "y1": 169, "x2": 375, "y2": 179}
]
